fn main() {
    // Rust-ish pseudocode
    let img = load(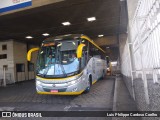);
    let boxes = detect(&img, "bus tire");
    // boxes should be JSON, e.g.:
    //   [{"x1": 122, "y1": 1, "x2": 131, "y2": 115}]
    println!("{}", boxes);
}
[
  {"x1": 101, "y1": 70, "x2": 105, "y2": 80},
  {"x1": 84, "y1": 75, "x2": 92, "y2": 93}
]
